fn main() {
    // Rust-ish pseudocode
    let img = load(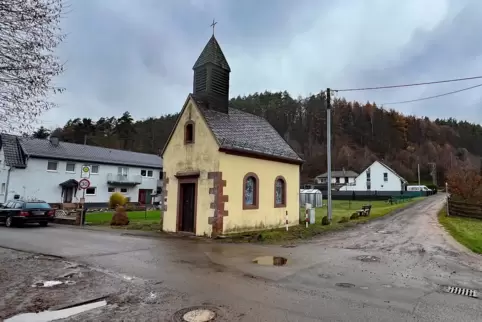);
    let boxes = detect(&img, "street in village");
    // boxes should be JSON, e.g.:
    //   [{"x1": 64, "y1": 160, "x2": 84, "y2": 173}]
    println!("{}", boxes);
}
[{"x1": 1, "y1": 194, "x2": 482, "y2": 321}]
